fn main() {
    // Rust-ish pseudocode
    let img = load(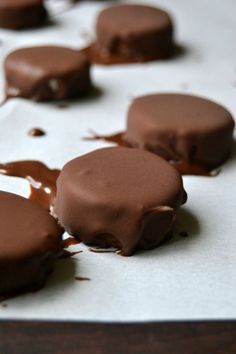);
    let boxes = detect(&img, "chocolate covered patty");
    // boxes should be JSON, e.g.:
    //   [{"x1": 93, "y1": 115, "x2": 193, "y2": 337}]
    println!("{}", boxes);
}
[
  {"x1": 0, "y1": 191, "x2": 63, "y2": 295},
  {"x1": 4, "y1": 46, "x2": 91, "y2": 101},
  {"x1": 88, "y1": 4, "x2": 174, "y2": 64},
  {"x1": 55, "y1": 147, "x2": 186, "y2": 256},
  {"x1": 0, "y1": 0, "x2": 47, "y2": 30},
  {"x1": 124, "y1": 94, "x2": 235, "y2": 173}
]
